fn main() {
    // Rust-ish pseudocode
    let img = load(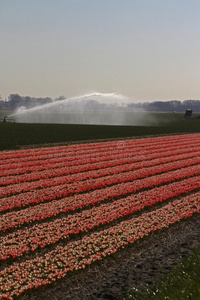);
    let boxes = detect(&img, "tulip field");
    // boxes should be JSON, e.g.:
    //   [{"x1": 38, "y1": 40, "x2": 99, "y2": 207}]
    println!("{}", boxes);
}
[{"x1": 0, "y1": 133, "x2": 200, "y2": 299}]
